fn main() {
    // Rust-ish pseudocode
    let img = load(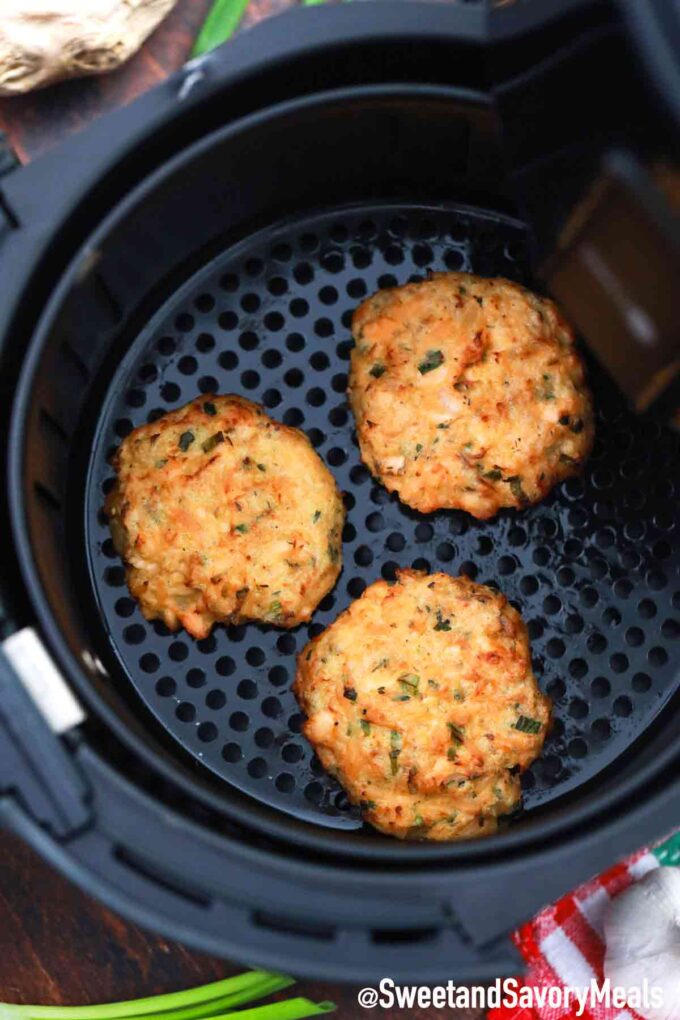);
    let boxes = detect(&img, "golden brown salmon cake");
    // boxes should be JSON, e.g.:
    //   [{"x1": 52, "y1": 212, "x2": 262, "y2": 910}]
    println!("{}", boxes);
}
[
  {"x1": 294, "y1": 570, "x2": 550, "y2": 841},
  {"x1": 105, "y1": 394, "x2": 344, "y2": 639},
  {"x1": 349, "y1": 272, "x2": 594, "y2": 518}
]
